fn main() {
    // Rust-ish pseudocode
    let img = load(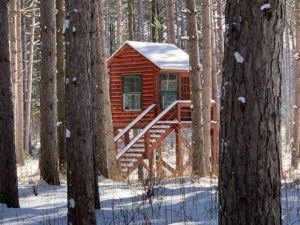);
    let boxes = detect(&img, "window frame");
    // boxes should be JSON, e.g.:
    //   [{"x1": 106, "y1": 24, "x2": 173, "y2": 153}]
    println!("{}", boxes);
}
[
  {"x1": 122, "y1": 74, "x2": 142, "y2": 111},
  {"x1": 158, "y1": 73, "x2": 178, "y2": 110}
]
